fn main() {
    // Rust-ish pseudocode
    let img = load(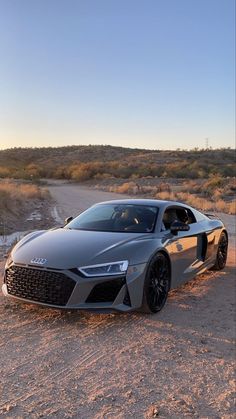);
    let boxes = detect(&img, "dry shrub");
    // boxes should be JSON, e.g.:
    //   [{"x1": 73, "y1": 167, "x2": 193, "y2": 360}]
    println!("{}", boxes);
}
[
  {"x1": 224, "y1": 178, "x2": 236, "y2": 196},
  {"x1": 228, "y1": 200, "x2": 236, "y2": 215},
  {"x1": 0, "y1": 166, "x2": 11, "y2": 177},
  {"x1": 106, "y1": 182, "x2": 234, "y2": 215},
  {"x1": 182, "y1": 180, "x2": 201, "y2": 193},
  {"x1": 155, "y1": 191, "x2": 175, "y2": 201},
  {"x1": 154, "y1": 190, "x2": 214, "y2": 211},
  {"x1": 213, "y1": 199, "x2": 227, "y2": 213},
  {"x1": 0, "y1": 146, "x2": 235, "y2": 180},
  {"x1": 0, "y1": 190, "x2": 9, "y2": 210},
  {"x1": 110, "y1": 178, "x2": 235, "y2": 215},
  {"x1": 115, "y1": 182, "x2": 140, "y2": 194},
  {"x1": 176, "y1": 192, "x2": 213, "y2": 211},
  {"x1": 18, "y1": 184, "x2": 46, "y2": 199},
  {"x1": 212, "y1": 188, "x2": 224, "y2": 201},
  {"x1": 158, "y1": 182, "x2": 171, "y2": 192},
  {"x1": 204, "y1": 175, "x2": 224, "y2": 188},
  {"x1": 94, "y1": 173, "x2": 113, "y2": 180},
  {"x1": 0, "y1": 181, "x2": 48, "y2": 213},
  {"x1": 130, "y1": 173, "x2": 139, "y2": 180},
  {"x1": 71, "y1": 167, "x2": 91, "y2": 181},
  {"x1": 142, "y1": 185, "x2": 158, "y2": 195}
]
